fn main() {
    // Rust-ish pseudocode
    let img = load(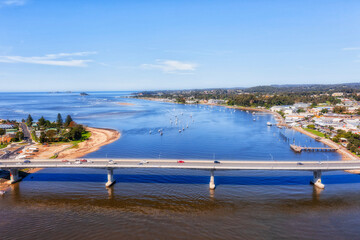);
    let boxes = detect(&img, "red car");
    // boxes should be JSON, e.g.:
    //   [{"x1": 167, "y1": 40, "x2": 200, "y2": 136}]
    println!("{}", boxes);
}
[
  {"x1": 80, "y1": 159, "x2": 87, "y2": 162},
  {"x1": 62, "y1": 159, "x2": 69, "y2": 162},
  {"x1": 177, "y1": 160, "x2": 185, "y2": 163}
]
